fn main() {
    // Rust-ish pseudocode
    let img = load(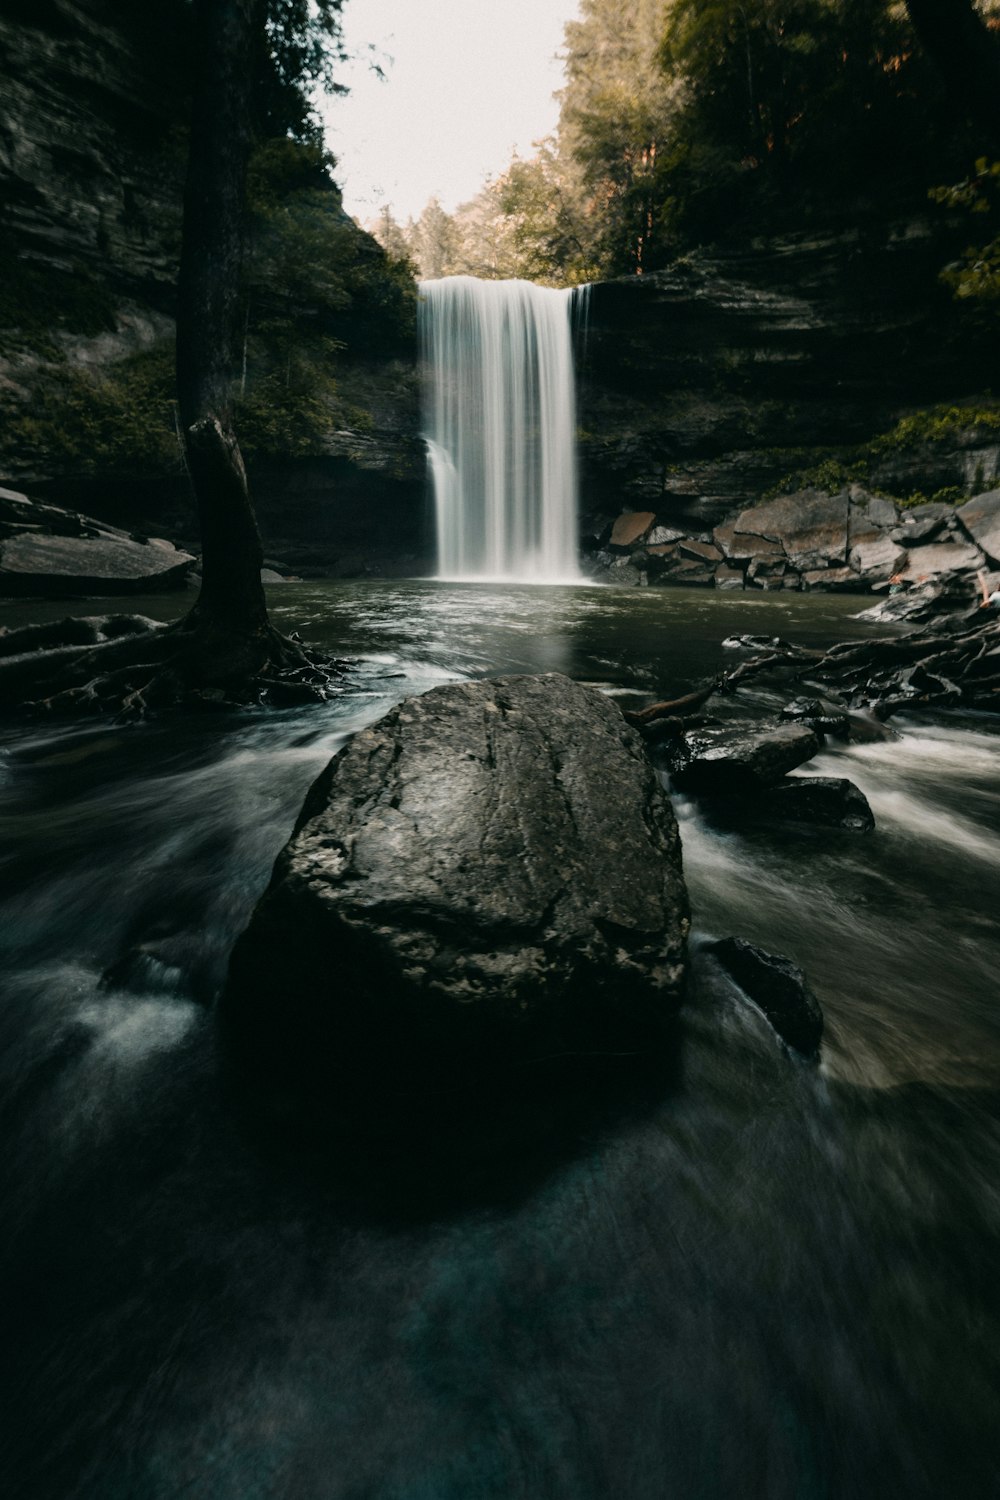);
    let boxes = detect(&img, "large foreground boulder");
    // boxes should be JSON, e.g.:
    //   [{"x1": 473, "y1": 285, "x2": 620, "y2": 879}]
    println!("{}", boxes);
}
[{"x1": 222, "y1": 674, "x2": 690, "y2": 1102}]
